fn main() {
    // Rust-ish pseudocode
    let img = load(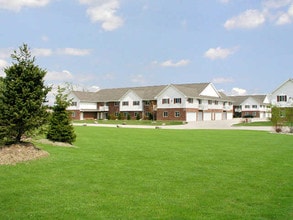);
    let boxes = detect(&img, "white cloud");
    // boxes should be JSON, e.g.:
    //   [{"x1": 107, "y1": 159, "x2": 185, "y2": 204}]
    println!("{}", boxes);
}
[
  {"x1": 276, "y1": 12, "x2": 292, "y2": 24},
  {"x1": 212, "y1": 77, "x2": 234, "y2": 84},
  {"x1": 32, "y1": 48, "x2": 53, "y2": 57},
  {"x1": 0, "y1": 0, "x2": 51, "y2": 12},
  {"x1": 204, "y1": 47, "x2": 237, "y2": 60},
  {"x1": 231, "y1": 87, "x2": 247, "y2": 95},
  {"x1": 219, "y1": 0, "x2": 230, "y2": 3},
  {"x1": 224, "y1": 9, "x2": 266, "y2": 30},
  {"x1": 160, "y1": 59, "x2": 190, "y2": 67},
  {"x1": 79, "y1": 0, "x2": 124, "y2": 31},
  {"x1": 131, "y1": 74, "x2": 146, "y2": 84},
  {"x1": 275, "y1": 2, "x2": 293, "y2": 25},
  {"x1": 41, "y1": 35, "x2": 49, "y2": 42},
  {"x1": 0, "y1": 48, "x2": 12, "y2": 59},
  {"x1": 224, "y1": 1, "x2": 293, "y2": 29},
  {"x1": 56, "y1": 48, "x2": 91, "y2": 56},
  {"x1": 103, "y1": 73, "x2": 115, "y2": 80},
  {"x1": 45, "y1": 70, "x2": 74, "y2": 82},
  {"x1": 263, "y1": 0, "x2": 293, "y2": 9},
  {"x1": 0, "y1": 59, "x2": 8, "y2": 77}
]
